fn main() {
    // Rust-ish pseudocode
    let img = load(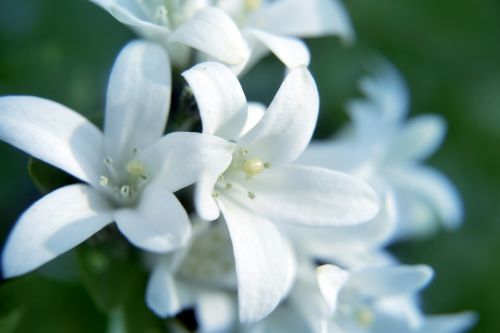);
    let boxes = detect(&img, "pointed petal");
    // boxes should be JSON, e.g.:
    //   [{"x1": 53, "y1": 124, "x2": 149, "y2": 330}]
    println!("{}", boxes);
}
[
  {"x1": 169, "y1": 7, "x2": 249, "y2": 65},
  {"x1": 316, "y1": 265, "x2": 349, "y2": 314},
  {"x1": 349, "y1": 265, "x2": 433, "y2": 297},
  {"x1": 196, "y1": 292, "x2": 236, "y2": 333},
  {"x1": 229, "y1": 165, "x2": 378, "y2": 227},
  {"x1": 241, "y1": 102, "x2": 266, "y2": 136},
  {"x1": 104, "y1": 40, "x2": 171, "y2": 162},
  {"x1": 249, "y1": 0, "x2": 354, "y2": 42},
  {"x1": 387, "y1": 114, "x2": 446, "y2": 163},
  {"x1": 239, "y1": 67, "x2": 319, "y2": 165},
  {"x1": 114, "y1": 185, "x2": 191, "y2": 253},
  {"x1": 182, "y1": 62, "x2": 247, "y2": 140},
  {"x1": 218, "y1": 197, "x2": 289, "y2": 323},
  {"x1": 247, "y1": 29, "x2": 310, "y2": 68},
  {"x1": 146, "y1": 259, "x2": 183, "y2": 317},
  {"x1": 89, "y1": 0, "x2": 170, "y2": 40},
  {"x1": 391, "y1": 166, "x2": 463, "y2": 230},
  {"x1": 2, "y1": 184, "x2": 113, "y2": 278},
  {"x1": 418, "y1": 312, "x2": 477, "y2": 333},
  {"x1": 139, "y1": 132, "x2": 234, "y2": 193},
  {"x1": 0, "y1": 96, "x2": 104, "y2": 184}
]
